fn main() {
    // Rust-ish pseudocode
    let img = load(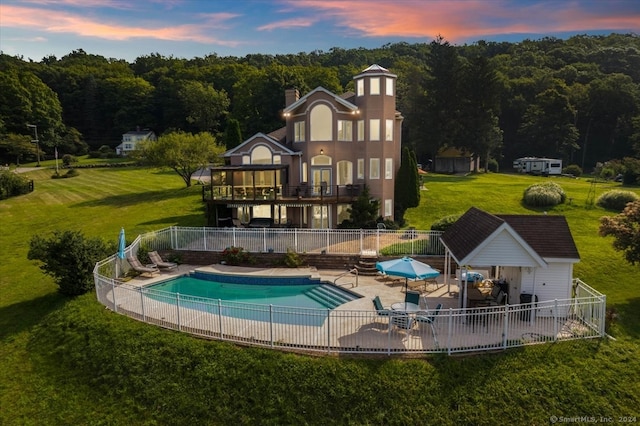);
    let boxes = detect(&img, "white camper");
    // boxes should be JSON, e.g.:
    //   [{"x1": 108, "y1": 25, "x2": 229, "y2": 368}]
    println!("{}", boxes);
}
[{"x1": 513, "y1": 157, "x2": 563, "y2": 175}]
